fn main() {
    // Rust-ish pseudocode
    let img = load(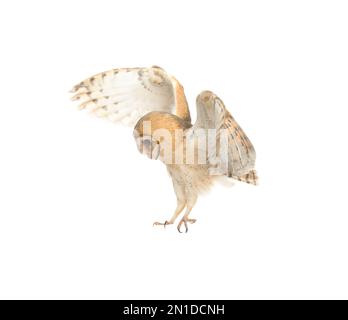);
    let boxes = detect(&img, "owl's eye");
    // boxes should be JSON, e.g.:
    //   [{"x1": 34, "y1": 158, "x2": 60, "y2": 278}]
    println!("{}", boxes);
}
[{"x1": 143, "y1": 139, "x2": 152, "y2": 149}]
